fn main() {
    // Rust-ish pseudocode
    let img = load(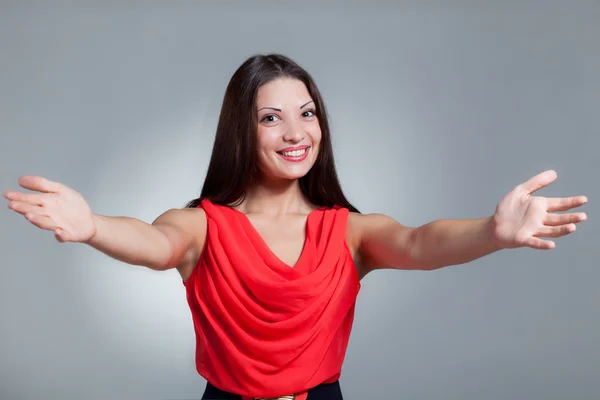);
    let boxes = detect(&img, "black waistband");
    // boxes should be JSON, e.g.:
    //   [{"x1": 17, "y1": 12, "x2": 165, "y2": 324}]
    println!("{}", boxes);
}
[{"x1": 201, "y1": 380, "x2": 343, "y2": 400}]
